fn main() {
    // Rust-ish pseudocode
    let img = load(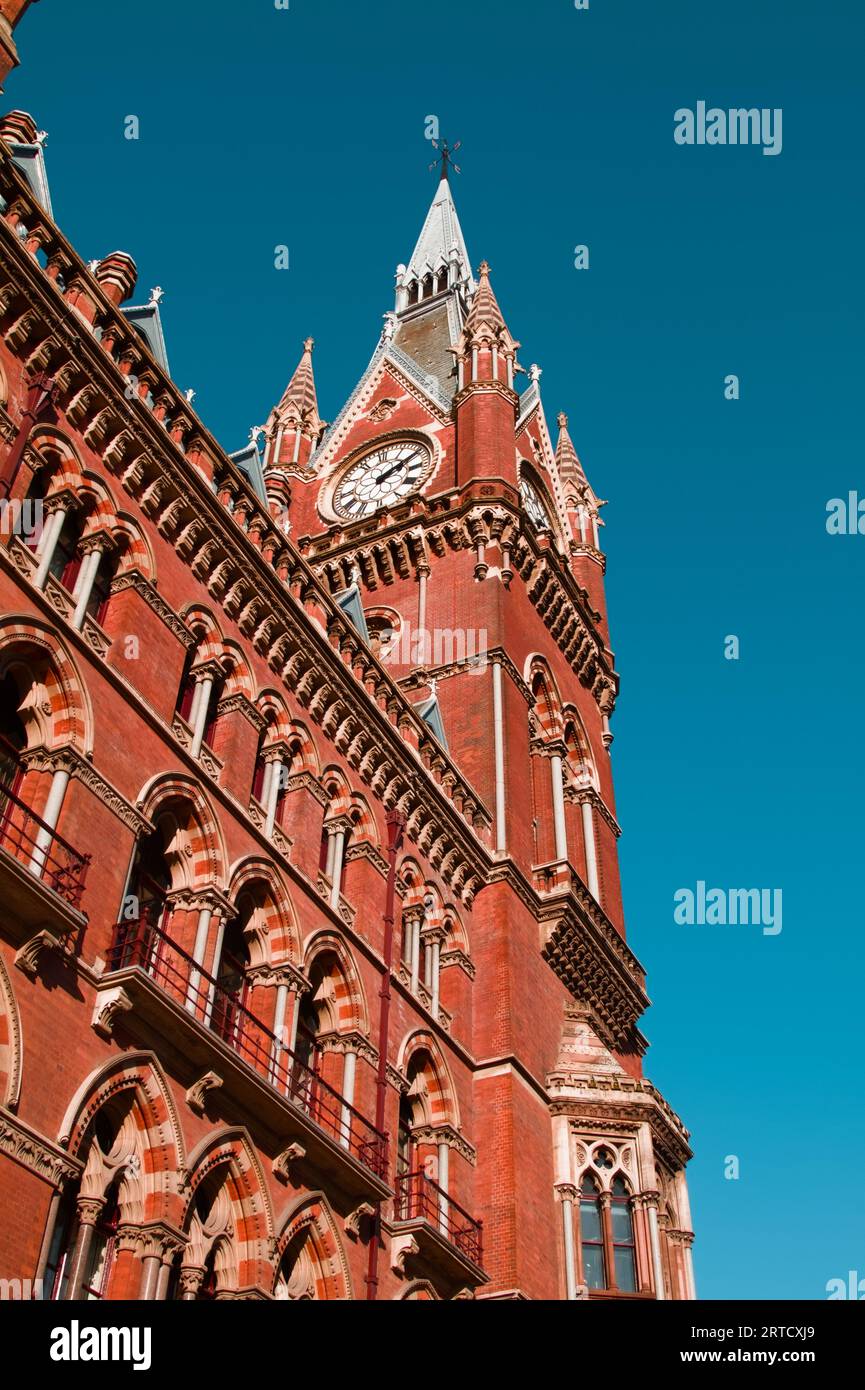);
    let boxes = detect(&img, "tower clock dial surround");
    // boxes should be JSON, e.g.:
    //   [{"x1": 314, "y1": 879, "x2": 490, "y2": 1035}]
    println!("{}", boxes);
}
[{"x1": 332, "y1": 440, "x2": 433, "y2": 520}]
